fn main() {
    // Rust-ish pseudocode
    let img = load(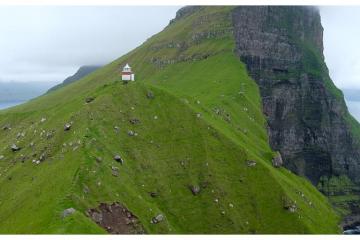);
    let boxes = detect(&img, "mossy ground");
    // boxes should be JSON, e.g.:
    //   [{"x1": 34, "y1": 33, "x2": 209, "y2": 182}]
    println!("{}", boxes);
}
[{"x1": 0, "y1": 6, "x2": 340, "y2": 234}]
